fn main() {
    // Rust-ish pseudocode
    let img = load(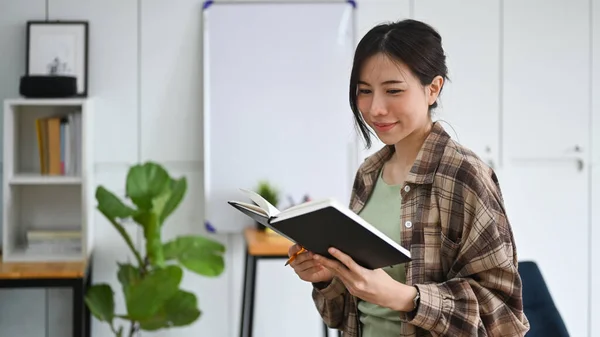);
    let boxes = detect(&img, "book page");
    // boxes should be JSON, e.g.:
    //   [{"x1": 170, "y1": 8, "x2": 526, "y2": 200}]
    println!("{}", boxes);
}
[
  {"x1": 274, "y1": 198, "x2": 337, "y2": 222},
  {"x1": 229, "y1": 201, "x2": 268, "y2": 216},
  {"x1": 239, "y1": 188, "x2": 280, "y2": 217}
]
